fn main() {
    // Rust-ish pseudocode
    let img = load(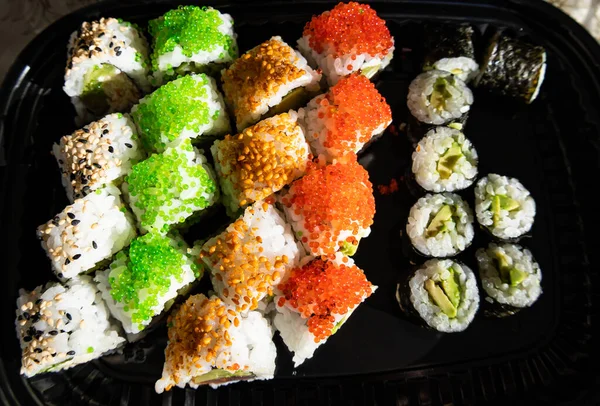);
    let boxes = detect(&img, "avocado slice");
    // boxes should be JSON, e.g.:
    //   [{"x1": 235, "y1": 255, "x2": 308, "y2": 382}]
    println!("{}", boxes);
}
[
  {"x1": 494, "y1": 252, "x2": 528, "y2": 286},
  {"x1": 491, "y1": 195, "x2": 520, "y2": 225},
  {"x1": 265, "y1": 87, "x2": 312, "y2": 118},
  {"x1": 340, "y1": 240, "x2": 359, "y2": 256},
  {"x1": 424, "y1": 279, "x2": 457, "y2": 318},
  {"x1": 192, "y1": 368, "x2": 253, "y2": 385},
  {"x1": 441, "y1": 267, "x2": 461, "y2": 308},
  {"x1": 429, "y1": 76, "x2": 454, "y2": 111},
  {"x1": 437, "y1": 143, "x2": 463, "y2": 179},
  {"x1": 426, "y1": 204, "x2": 453, "y2": 238},
  {"x1": 80, "y1": 64, "x2": 138, "y2": 116}
]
